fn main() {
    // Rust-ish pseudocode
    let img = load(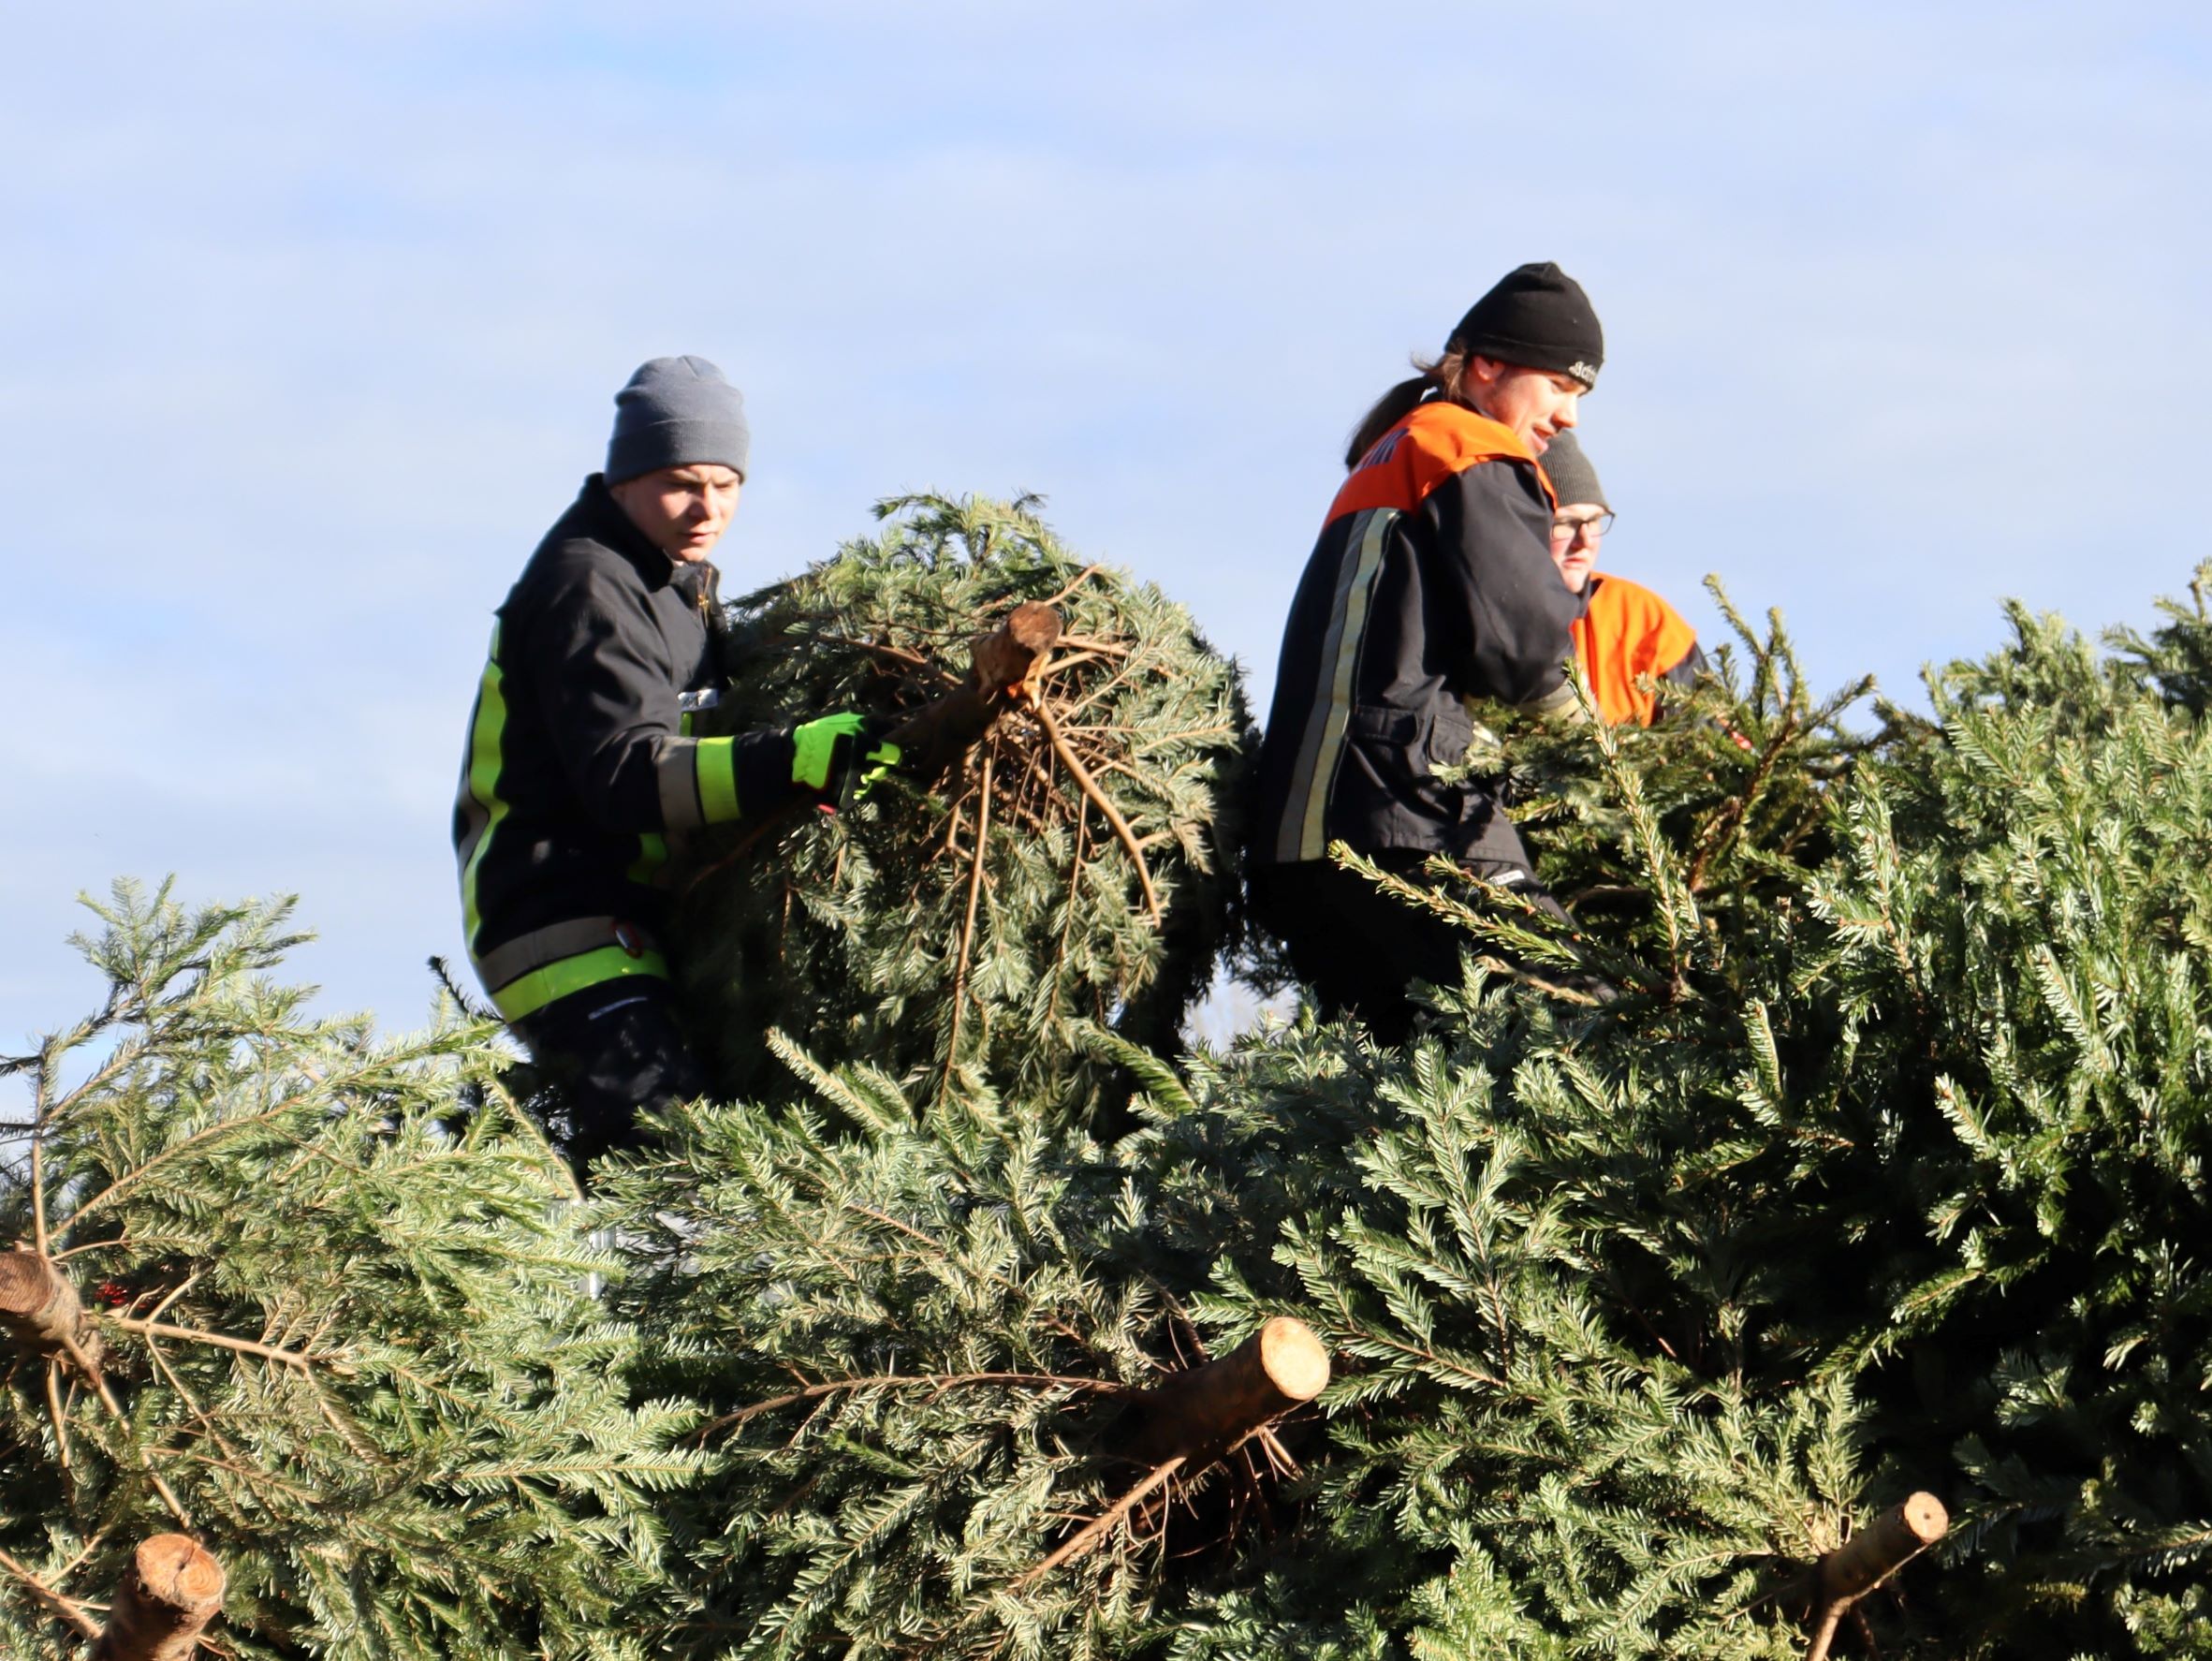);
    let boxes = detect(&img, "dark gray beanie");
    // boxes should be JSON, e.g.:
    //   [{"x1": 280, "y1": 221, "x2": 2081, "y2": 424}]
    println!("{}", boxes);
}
[
  {"x1": 606, "y1": 356, "x2": 751, "y2": 483},
  {"x1": 1448, "y1": 262, "x2": 1604, "y2": 390},
  {"x1": 1539, "y1": 430, "x2": 1608, "y2": 508}
]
